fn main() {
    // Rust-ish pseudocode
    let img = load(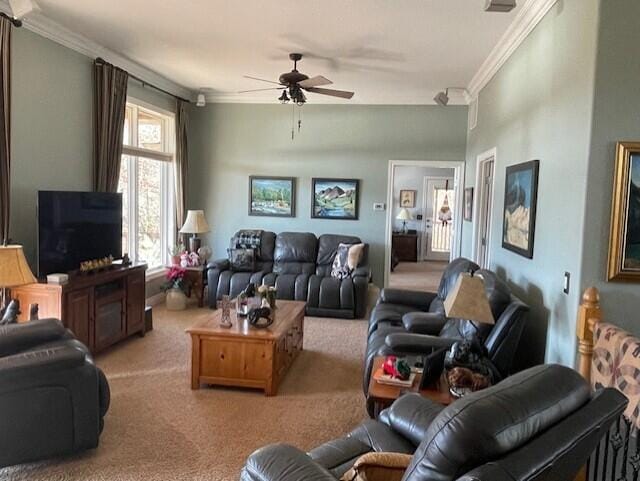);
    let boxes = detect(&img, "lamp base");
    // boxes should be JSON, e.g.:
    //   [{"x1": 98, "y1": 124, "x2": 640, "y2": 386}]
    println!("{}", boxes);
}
[{"x1": 189, "y1": 236, "x2": 202, "y2": 253}]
